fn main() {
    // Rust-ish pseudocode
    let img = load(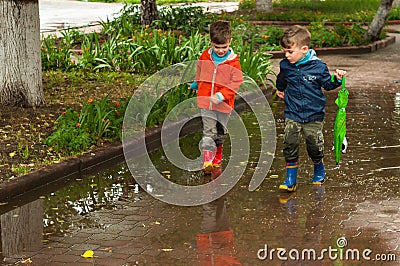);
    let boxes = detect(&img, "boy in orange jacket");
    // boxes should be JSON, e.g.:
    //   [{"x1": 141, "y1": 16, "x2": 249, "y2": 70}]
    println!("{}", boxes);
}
[{"x1": 189, "y1": 20, "x2": 243, "y2": 174}]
